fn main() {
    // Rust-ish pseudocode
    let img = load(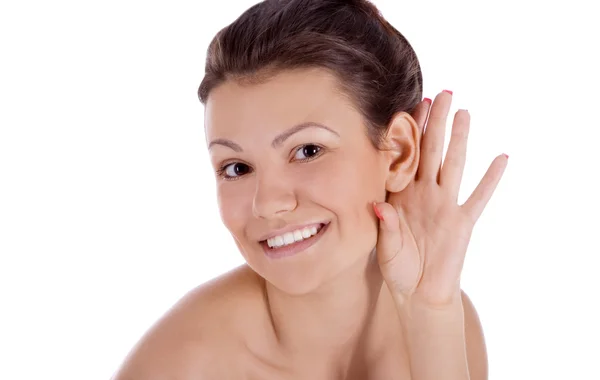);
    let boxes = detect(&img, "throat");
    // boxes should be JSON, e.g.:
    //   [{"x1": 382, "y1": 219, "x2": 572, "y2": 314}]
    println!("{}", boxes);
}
[{"x1": 264, "y1": 253, "x2": 389, "y2": 357}]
